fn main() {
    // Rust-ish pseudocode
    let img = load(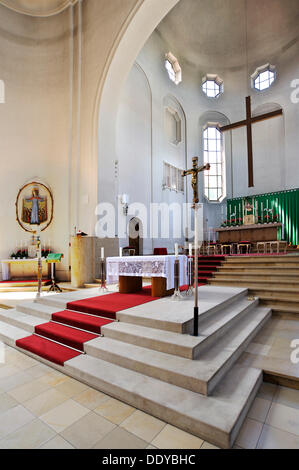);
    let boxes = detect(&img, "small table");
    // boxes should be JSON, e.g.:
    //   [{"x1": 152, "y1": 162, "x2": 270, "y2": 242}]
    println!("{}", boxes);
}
[
  {"x1": 106, "y1": 255, "x2": 188, "y2": 297},
  {"x1": 1, "y1": 258, "x2": 50, "y2": 281}
]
